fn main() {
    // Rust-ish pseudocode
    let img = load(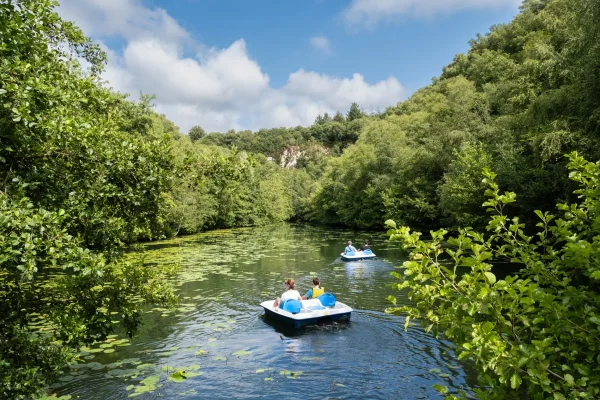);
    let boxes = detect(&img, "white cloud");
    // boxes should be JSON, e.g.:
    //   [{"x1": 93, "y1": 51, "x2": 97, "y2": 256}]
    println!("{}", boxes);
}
[
  {"x1": 58, "y1": 0, "x2": 189, "y2": 44},
  {"x1": 343, "y1": 0, "x2": 521, "y2": 27},
  {"x1": 58, "y1": 0, "x2": 406, "y2": 133},
  {"x1": 310, "y1": 36, "x2": 331, "y2": 54}
]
